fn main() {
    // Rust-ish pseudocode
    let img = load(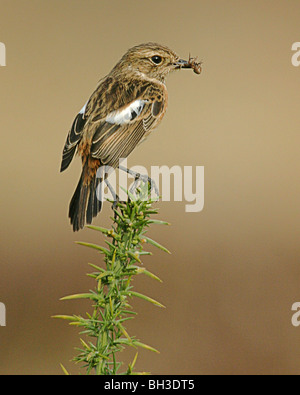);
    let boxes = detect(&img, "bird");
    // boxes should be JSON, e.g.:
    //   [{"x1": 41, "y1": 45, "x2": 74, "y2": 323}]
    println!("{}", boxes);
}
[{"x1": 60, "y1": 42, "x2": 201, "y2": 231}]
